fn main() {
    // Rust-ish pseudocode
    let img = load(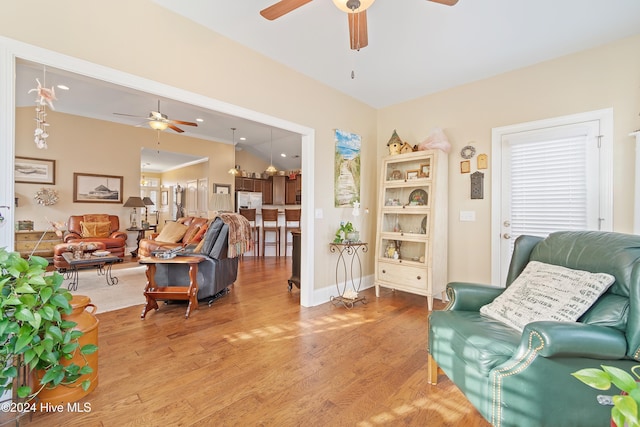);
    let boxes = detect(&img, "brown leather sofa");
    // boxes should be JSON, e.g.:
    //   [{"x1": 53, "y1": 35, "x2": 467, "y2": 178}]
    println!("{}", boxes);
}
[
  {"x1": 138, "y1": 216, "x2": 209, "y2": 257},
  {"x1": 53, "y1": 214, "x2": 127, "y2": 270}
]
